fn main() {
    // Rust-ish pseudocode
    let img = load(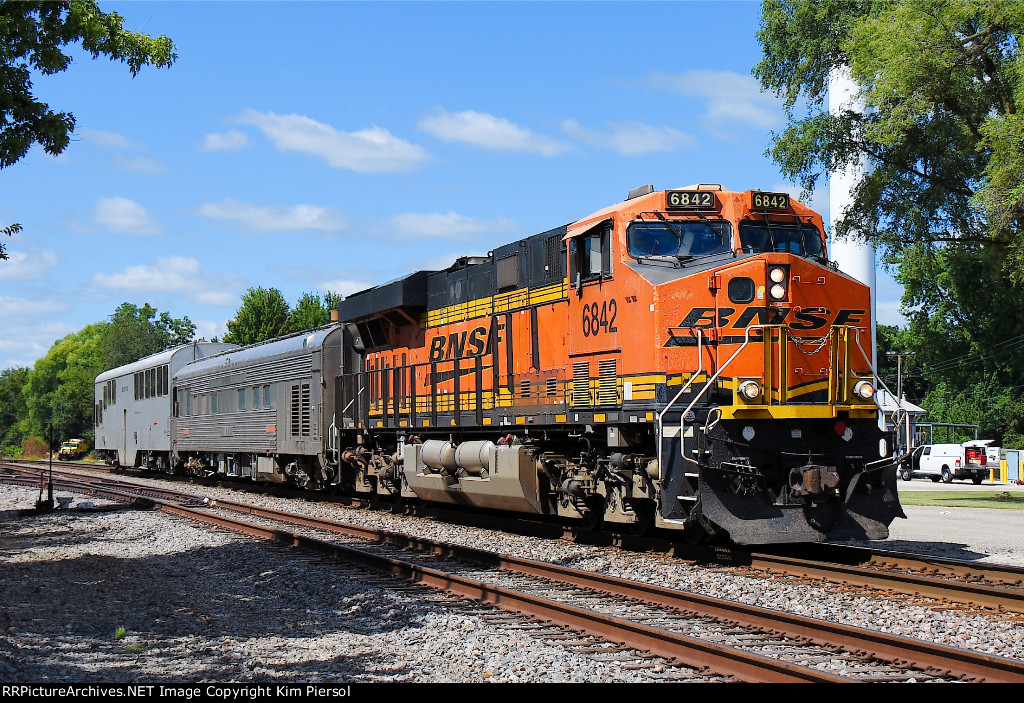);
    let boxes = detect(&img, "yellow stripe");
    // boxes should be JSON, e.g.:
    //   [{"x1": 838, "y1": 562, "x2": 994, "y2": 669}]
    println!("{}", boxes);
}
[{"x1": 426, "y1": 282, "x2": 568, "y2": 328}]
